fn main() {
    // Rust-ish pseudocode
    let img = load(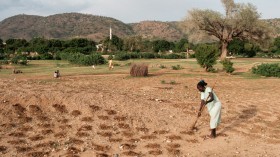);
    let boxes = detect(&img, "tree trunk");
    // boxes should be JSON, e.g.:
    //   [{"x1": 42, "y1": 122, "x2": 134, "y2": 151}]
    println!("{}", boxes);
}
[{"x1": 221, "y1": 42, "x2": 228, "y2": 60}]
